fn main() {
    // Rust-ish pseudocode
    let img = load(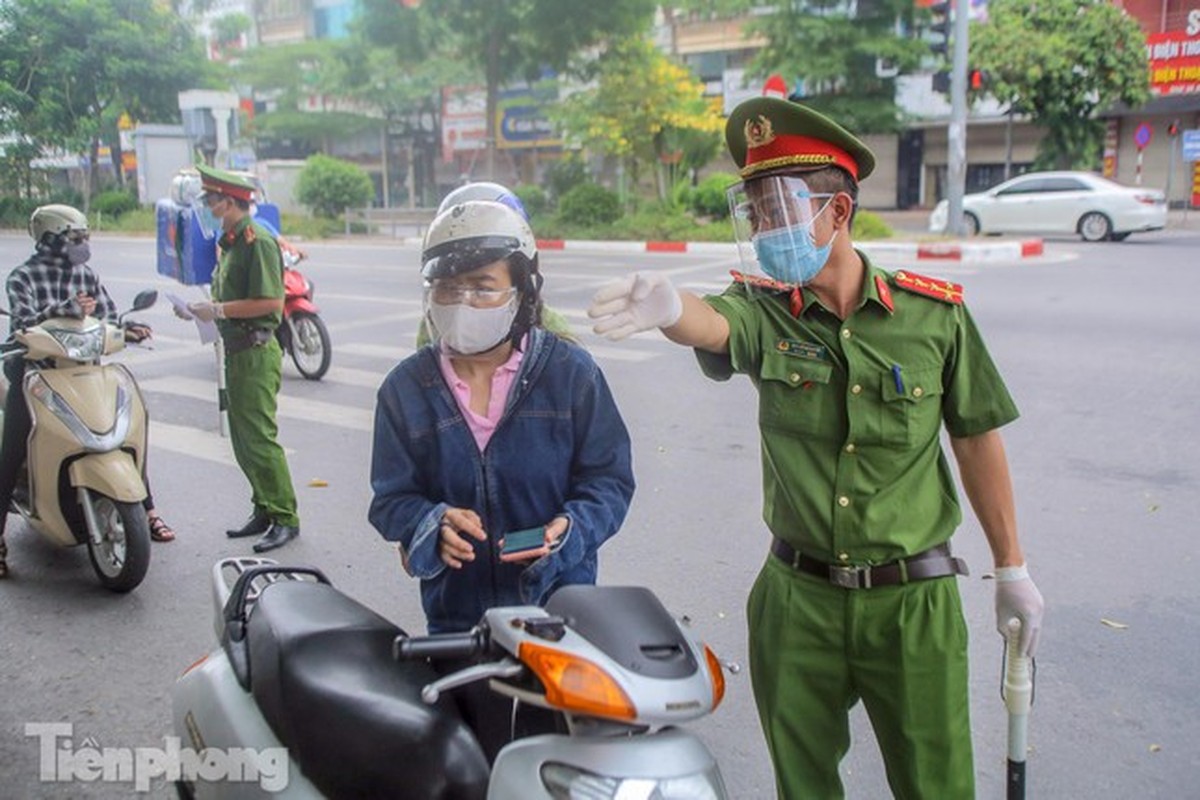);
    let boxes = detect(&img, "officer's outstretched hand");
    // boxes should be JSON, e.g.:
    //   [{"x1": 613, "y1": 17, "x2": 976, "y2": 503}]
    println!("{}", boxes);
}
[
  {"x1": 994, "y1": 564, "x2": 1044, "y2": 657},
  {"x1": 588, "y1": 272, "x2": 683, "y2": 341}
]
